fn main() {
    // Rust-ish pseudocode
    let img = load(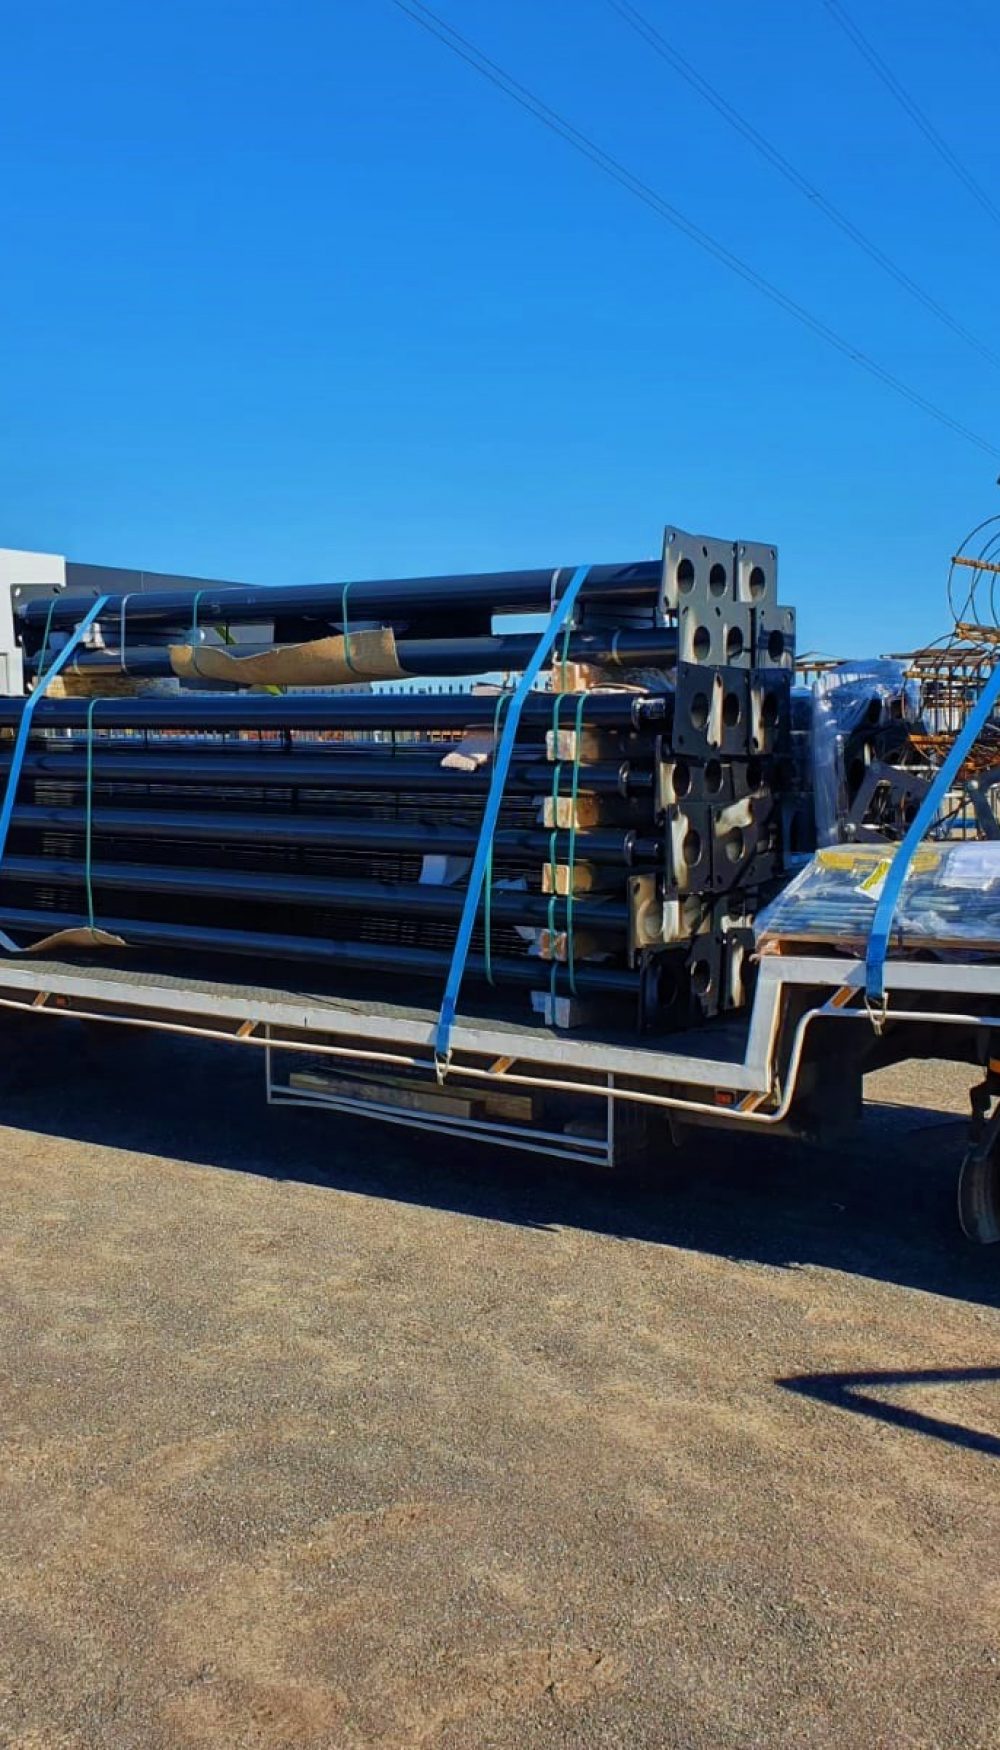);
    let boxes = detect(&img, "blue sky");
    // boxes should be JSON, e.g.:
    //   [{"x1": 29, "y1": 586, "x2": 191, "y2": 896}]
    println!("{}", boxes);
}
[{"x1": 1, "y1": 0, "x2": 998, "y2": 652}]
